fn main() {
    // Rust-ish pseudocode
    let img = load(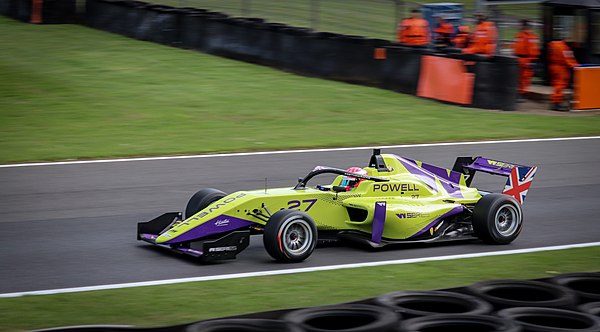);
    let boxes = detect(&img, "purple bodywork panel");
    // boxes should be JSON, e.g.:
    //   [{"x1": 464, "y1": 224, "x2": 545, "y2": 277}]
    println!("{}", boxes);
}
[
  {"x1": 163, "y1": 215, "x2": 254, "y2": 244},
  {"x1": 175, "y1": 248, "x2": 203, "y2": 257},
  {"x1": 464, "y1": 157, "x2": 522, "y2": 177},
  {"x1": 140, "y1": 233, "x2": 158, "y2": 242},
  {"x1": 409, "y1": 205, "x2": 464, "y2": 238},
  {"x1": 396, "y1": 156, "x2": 464, "y2": 198},
  {"x1": 371, "y1": 201, "x2": 387, "y2": 244}
]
